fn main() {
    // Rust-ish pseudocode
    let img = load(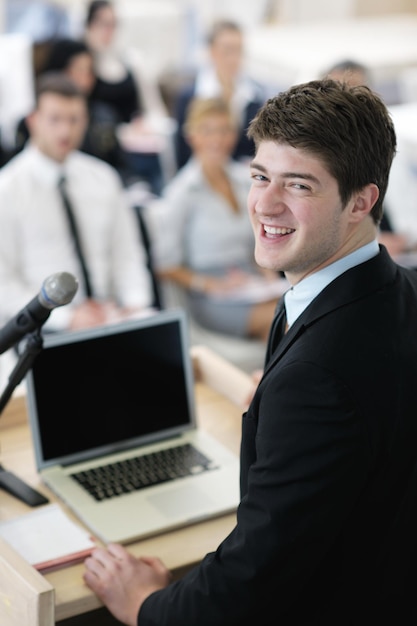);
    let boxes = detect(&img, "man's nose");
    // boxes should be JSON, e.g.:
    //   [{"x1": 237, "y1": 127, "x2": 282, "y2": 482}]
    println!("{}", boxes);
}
[{"x1": 257, "y1": 183, "x2": 286, "y2": 214}]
